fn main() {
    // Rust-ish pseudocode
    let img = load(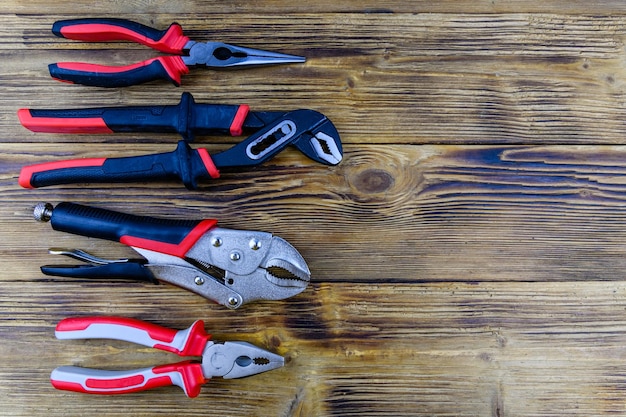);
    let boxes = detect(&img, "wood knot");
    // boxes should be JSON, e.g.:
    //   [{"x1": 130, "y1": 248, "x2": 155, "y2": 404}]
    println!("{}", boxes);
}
[{"x1": 352, "y1": 169, "x2": 394, "y2": 194}]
